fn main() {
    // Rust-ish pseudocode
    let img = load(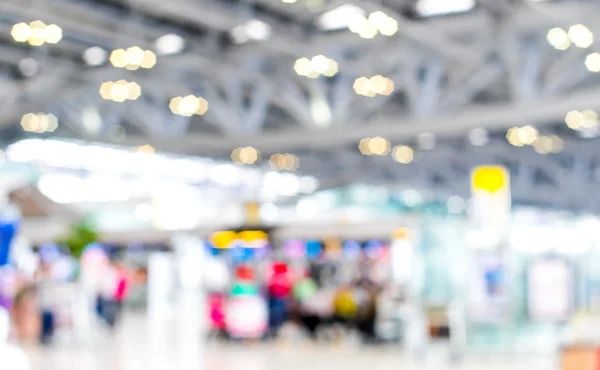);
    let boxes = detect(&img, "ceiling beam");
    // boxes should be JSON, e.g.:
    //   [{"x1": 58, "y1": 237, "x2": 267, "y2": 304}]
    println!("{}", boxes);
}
[{"x1": 119, "y1": 85, "x2": 600, "y2": 153}]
